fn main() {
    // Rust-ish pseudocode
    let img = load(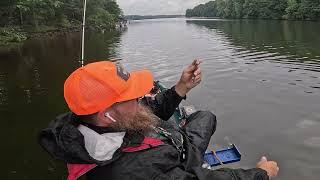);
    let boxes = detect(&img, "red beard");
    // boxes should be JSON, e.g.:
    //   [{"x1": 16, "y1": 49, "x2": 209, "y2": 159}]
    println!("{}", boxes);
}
[{"x1": 110, "y1": 104, "x2": 159, "y2": 132}]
